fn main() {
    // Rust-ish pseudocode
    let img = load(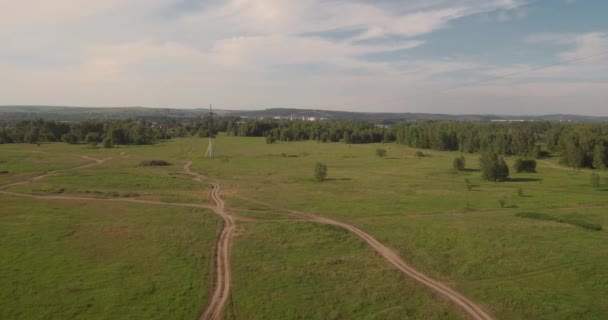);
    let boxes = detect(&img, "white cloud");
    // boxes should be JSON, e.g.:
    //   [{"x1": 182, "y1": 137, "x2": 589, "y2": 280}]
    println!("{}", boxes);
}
[{"x1": 2, "y1": 0, "x2": 608, "y2": 115}]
